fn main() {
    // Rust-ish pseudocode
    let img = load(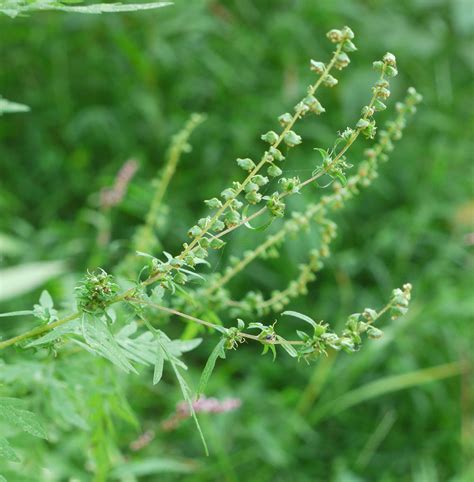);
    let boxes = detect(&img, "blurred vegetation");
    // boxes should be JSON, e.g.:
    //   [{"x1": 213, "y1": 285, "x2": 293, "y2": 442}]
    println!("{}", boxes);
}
[{"x1": 0, "y1": 0, "x2": 473, "y2": 481}]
